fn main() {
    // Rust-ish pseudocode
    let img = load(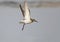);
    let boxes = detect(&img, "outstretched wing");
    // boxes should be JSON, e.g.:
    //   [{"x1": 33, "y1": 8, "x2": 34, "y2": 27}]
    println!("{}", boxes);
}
[
  {"x1": 19, "y1": 4, "x2": 25, "y2": 17},
  {"x1": 29, "y1": 8, "x2": 30, "y2": 13},
  {"x1": 24, "y1": 0, "x2": 31, "y2": 20}
]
